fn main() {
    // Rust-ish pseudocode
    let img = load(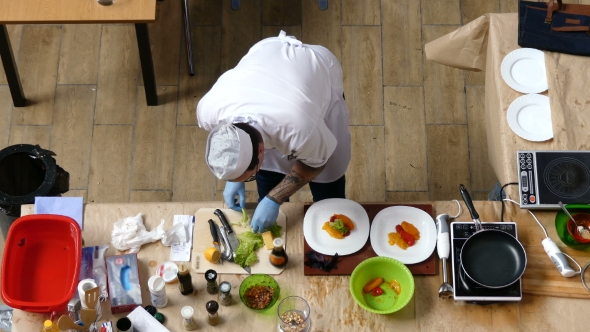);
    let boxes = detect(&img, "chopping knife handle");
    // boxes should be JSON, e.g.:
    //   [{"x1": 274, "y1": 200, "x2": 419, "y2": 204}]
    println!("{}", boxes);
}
[
  {"x1": 208, "y1": 219, "x2": 220, "y2": 245},
  {"x1": 459, "y1": 184, "x2": 479, "y2": 220},
  {"x1": 214, "y1": 209, "x2": 234, "y2": 234}
]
